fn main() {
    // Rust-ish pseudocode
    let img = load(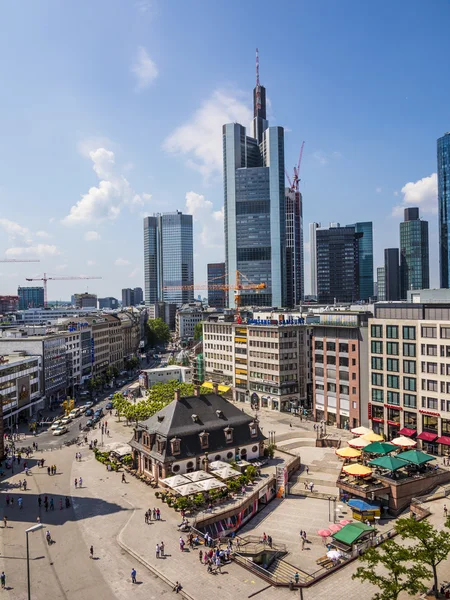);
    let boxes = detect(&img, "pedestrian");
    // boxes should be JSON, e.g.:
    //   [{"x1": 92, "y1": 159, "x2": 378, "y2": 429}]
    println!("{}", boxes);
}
[
  {"x1": 294, "y1": 572, "x2": 300, "y2": 585},
  {"x1": 5, "y1": 495, "x2": 9, "y2": 506},
  {"x1": 215, "y1": 557, "x2": 222, "y2": 573},
  {"x1": 131, "y1": 568, "x2": 137, "y2": 584},
  {"x1": 79, "y1": 476, "x2": 83, "y2": 488},
  {"x1": 262, "y1": 532, "x2": 267, "y2": 544},
  {"x1": 75, "y1": 478, "x2": 78, "y2": 488},
  {"x1": 18, "y1": 497, "x2": 23, "y2": 509},
  {"x1": 0, "y1": 571, "x2": 5, "y2": 589},
  {"x1": 303, "y1": 531, "x2": 307, "y2": 540},
  {"x1": 90, "y1": 545, "x2": 94, "y2": 559},
  {"x1": 44, "y1": 500, "x2": 48, "y2": 512},
  {"x1": 173, "y1": 581, "x2": 182, "y2": 594},
  {"x1": 179, "y1": 537, "x2": 185, "y2": 552},
  {"x1": 65, "y1": 496, "x2": 70, "y2": 508},
  {"x1": 306, "y1": 466, "x2": 309, "y2": 475},
  {"x1": 145, "y1": 511, "x2": 148, "y2": 524},
  {"x1": 156, "y1": 543, "x2": 160, "y2": 558},
  {"x1": 47, "y1": 466, "x2": 51, "y2": 476},
  {"x1": 3, "y1": 516, "x2": 7, "y2": 529},
  {"x1": 199, "y1": 549, "x2": 203, "y2": 563},
  {"x1": 148, "y1": 508, "x2": 152, "y2": 521},
  {"x1": 301, "y1": 537, "x2": 305, "y2": 551},
  {"x1": 38, "y1": 496, "x2": 42, "y2": 508},
  {"x1": 156, "y1": 508, "x2": 161, "y2": 520},
  {"x1": 19, "y1": 479, "x2": 22, "y2": 490},
  {"x1": 50, "y1": 498, "x2": 54, "y2": 511},
  {"x1": 160, "y1": 541, "x2": 164, "y2": 557},
  {"x1": 121, "y1": 473, "x2": 126, "y2": 483},
  {"x1": 299, "y1": 529, "x2": 303, "y2": 538},
  {"x1": 268, "y1": 535, "x2": 272, "y2": 548},
  {"x1": 152, "y1": 508, "x2": 156, "y2": 520},
  {"x1": 444, "y1": 504, "x2": 448, "y2": 518}
]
